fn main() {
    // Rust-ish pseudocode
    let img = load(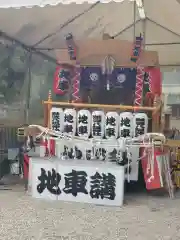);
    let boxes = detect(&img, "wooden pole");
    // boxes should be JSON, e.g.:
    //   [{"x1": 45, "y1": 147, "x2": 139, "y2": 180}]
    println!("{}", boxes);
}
[
  {"x1": 42, "y1": 101, "x2": 156, "y2": 111},
  {"x1": 152, "y1": 95, "x2": 162, "y2": 132},
  {"x1": 47, "y1": 90, "x2": 52, "y2": 129},
  {"x1": 43, "y1": 104, "x2": 48, "y2": 127}
]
